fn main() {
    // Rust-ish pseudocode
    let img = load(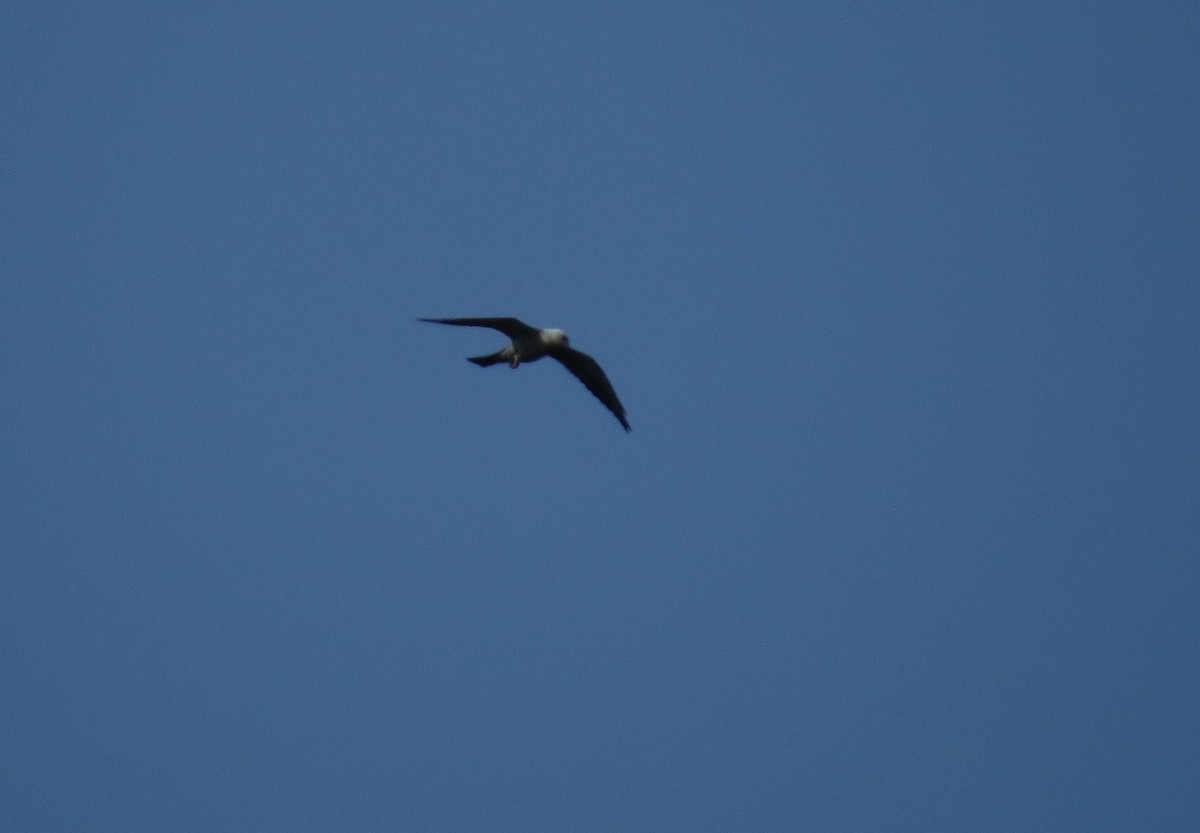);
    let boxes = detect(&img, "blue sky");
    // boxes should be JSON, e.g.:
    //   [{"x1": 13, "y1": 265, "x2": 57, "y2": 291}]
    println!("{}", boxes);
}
[{"x1": 3, "y1": 3, "x2": 1198, "y2": 830}]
